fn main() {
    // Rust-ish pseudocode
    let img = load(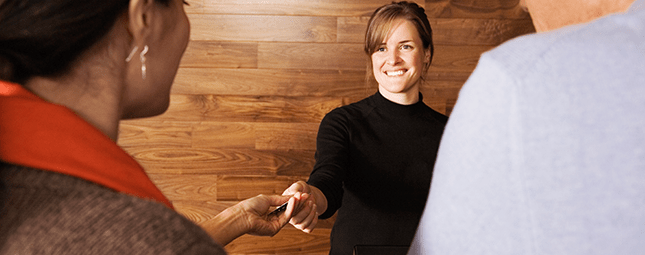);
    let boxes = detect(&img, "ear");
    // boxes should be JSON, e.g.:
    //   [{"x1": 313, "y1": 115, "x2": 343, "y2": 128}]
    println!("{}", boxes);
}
[
  {"x1": 127, "y1": 0, "x2": 155, "y2": 47},
  {"x1": 424, "y1": 49, "x2": 432, "y2": 63}
]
